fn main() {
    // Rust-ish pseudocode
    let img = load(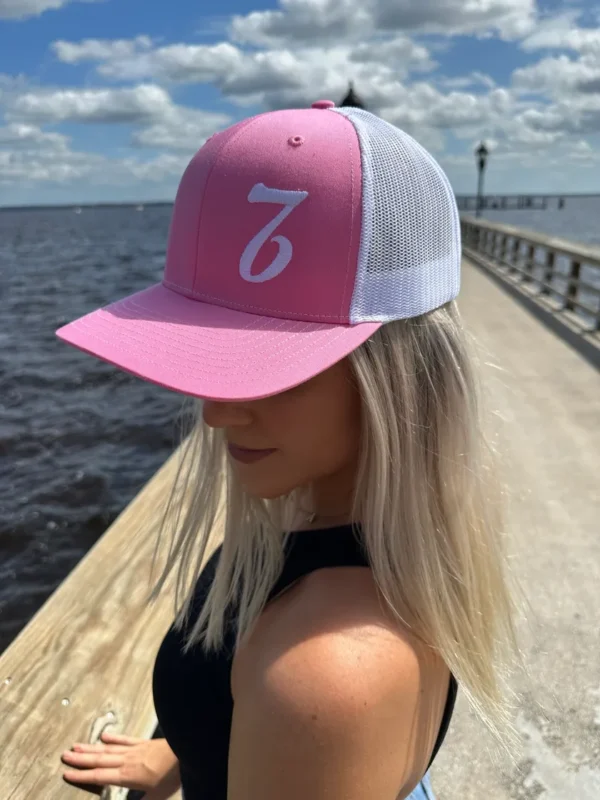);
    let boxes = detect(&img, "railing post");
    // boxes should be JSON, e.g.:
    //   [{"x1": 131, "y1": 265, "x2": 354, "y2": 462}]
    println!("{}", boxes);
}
[
  {"x1": 460, "y1": 217, "x2": 600, "y2": 334},
  {"x1": 477, "y1": 226, "x2": 484, "y2": 253},
  {"x1": 540, "y1": 250, "x2": 555, "y2": 295},
  {"x1": 468, "y1": 224, "x2": 476, "y2": 249},
  {"x1": 494, "y1": 233, "x2": 502, "y2": 262},
  {"x1": 509, "y1": 237, "x2": 520, "y2": 275},
  {"x1": 463, "y1": 223, "x2": 471, "y2": 248},
  {"x1": 523, "y1": 244, "x2": 535, "y2": 283},
  {"x1": 499, "y1": 235, "x2": 508, "y2": 266},
  {"x1": 564, "y1": 260, "x2": 581, "y2": 311},
  {"x1": 477, "y1": 227, "x2": 485, "y2": 253}
]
